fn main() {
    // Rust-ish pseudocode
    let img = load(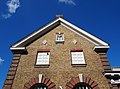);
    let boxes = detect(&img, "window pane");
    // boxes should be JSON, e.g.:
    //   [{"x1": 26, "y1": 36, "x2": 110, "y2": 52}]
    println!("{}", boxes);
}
[
  {"x1": 73, "y1": 83, "x2": 92, "y2": 89},
  {"x1": 36, "y1": 52, "x2": 50, "y2": 65},
  {"x1": 71, "y1": 52, "x2": 85, "y2": 64},
  {"x1": 30, "y1": 83, "x2": 48, "y2": 89}
]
